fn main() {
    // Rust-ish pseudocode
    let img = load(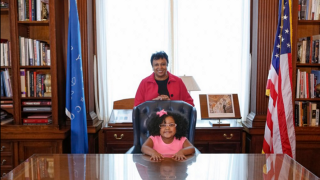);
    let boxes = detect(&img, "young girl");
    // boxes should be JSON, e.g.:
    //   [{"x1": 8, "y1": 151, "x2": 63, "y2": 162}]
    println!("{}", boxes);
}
[{"x1": 141, "y1": 109, "x2": 195, "y2": 161}]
